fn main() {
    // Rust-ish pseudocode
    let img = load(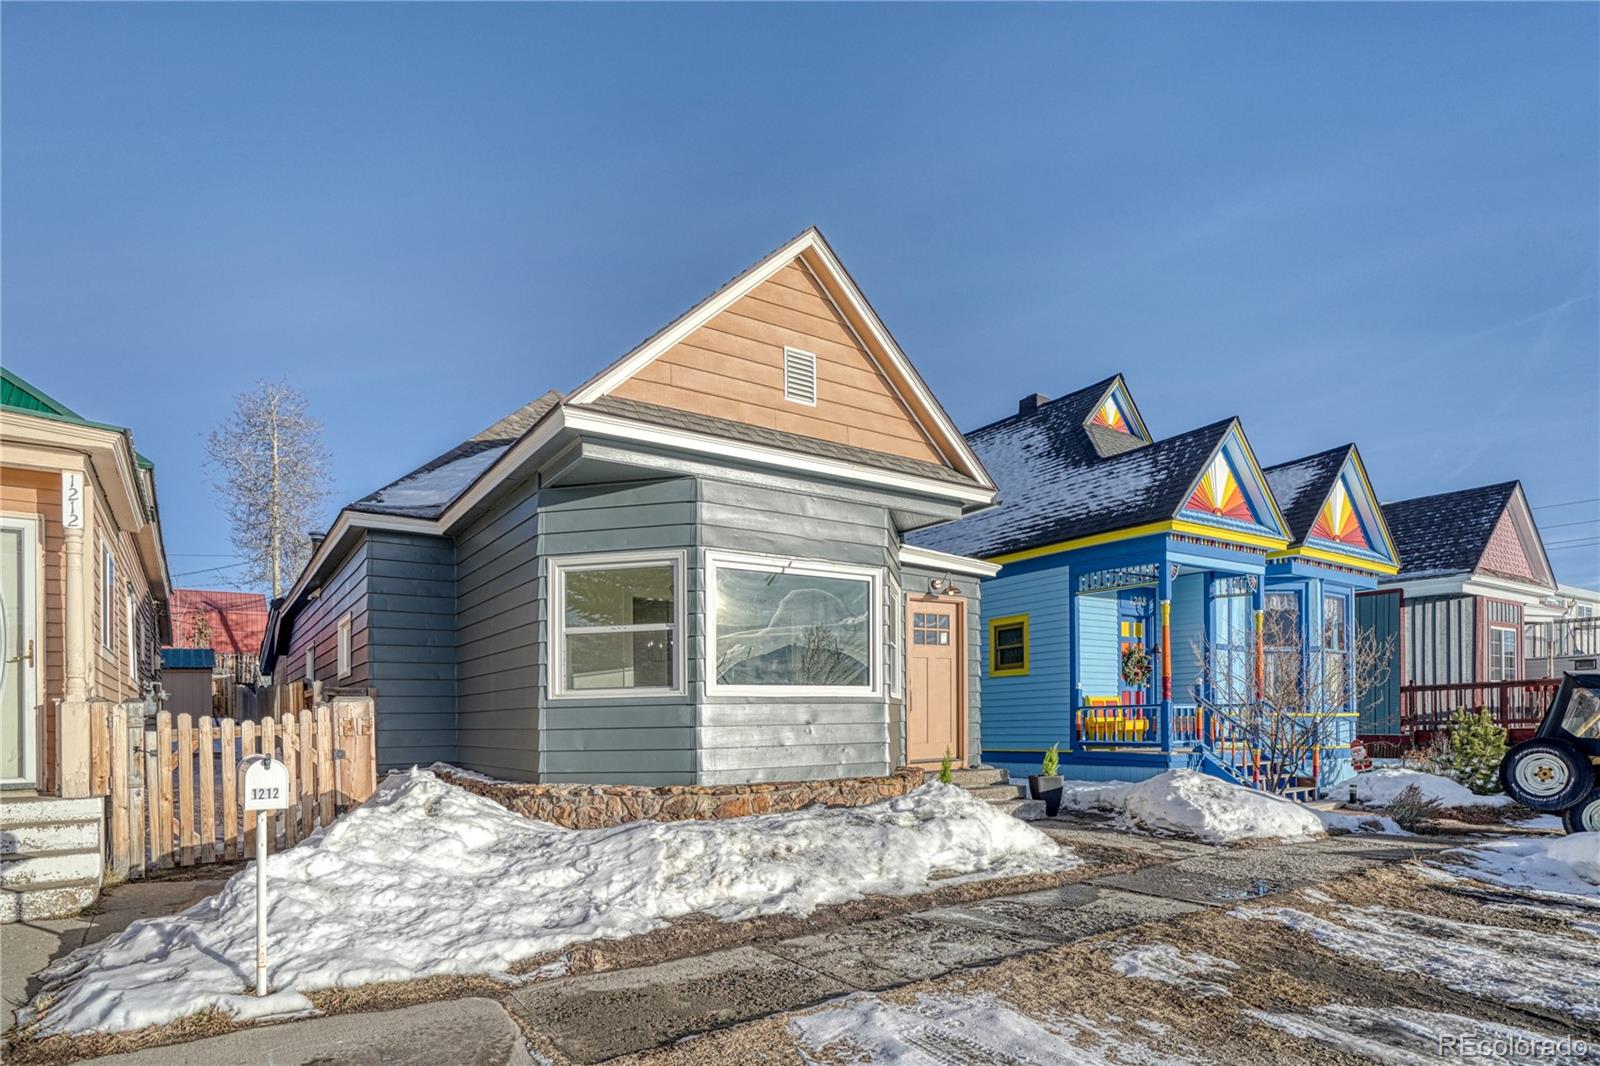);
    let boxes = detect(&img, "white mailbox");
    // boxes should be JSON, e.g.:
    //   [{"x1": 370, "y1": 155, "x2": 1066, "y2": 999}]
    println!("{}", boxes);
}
[
  {"x1": 243, "y1": 757, "x2": 290, "y2": 812},
  {"x1": 240, "y1": 754, "x2": 289, "y2": 996}
]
